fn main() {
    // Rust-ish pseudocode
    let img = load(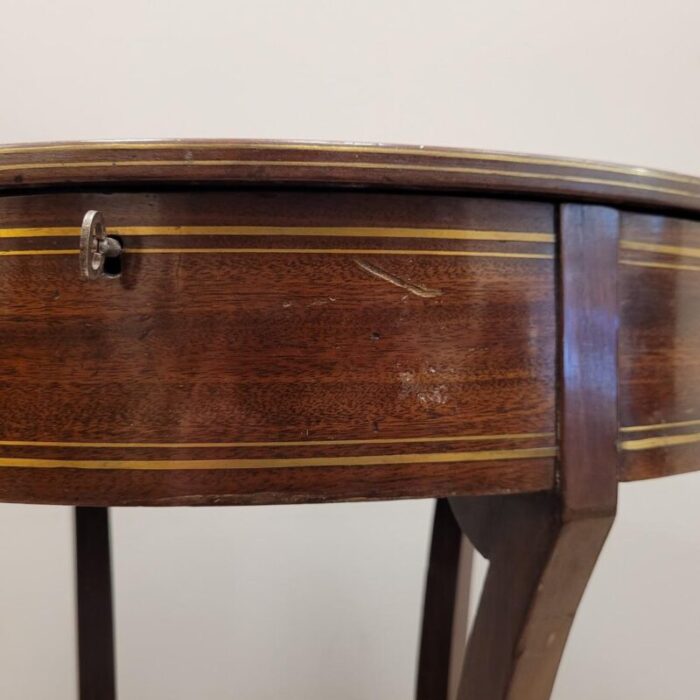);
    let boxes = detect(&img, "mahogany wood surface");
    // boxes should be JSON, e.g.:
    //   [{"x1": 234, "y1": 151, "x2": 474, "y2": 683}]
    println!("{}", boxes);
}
[
  {"x1": 435, "y1": 205, "x2": 618, "y2": 700},
  {"x1": 0, "y1": 190, "x2": 556, "y2": 505},
  {"x1": 1, "y1": 142, "x2": 699, "y2": 502},
  {"x1": 619, "y1": 212, "x2": 700, "y2": 480},
  {"x1": 2, "y1": 140, "x2": 700, "y2": 700},
  {"x1": 2, "y1": 140, "x2": 700, "y2": 215},
  {"x1": 416, "y1": 499, "x2": 472, "y2": 700},
  {"x1": 450, "y1": 492, "x2": 561, "y2": 700}
]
